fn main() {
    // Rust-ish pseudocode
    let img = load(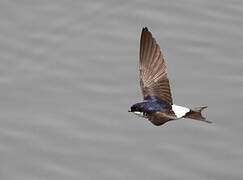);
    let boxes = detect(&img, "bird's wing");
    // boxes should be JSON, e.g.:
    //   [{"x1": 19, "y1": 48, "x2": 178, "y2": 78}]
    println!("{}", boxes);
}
[
  {"x1": 139, "y1": 27, "x2": 173, "y2": 105},
  {"x1": 148, "y1": 111, "x2": 177, "y2": 126}
]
